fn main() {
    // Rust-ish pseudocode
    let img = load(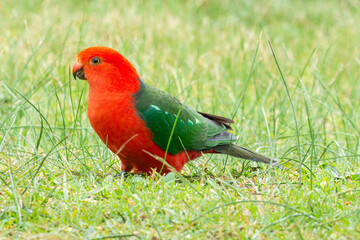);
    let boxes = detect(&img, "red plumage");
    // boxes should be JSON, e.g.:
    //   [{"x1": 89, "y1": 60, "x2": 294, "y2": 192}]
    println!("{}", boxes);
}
[{"x1": 73, "y1": 46, "x2": 202, "y2": 174}]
